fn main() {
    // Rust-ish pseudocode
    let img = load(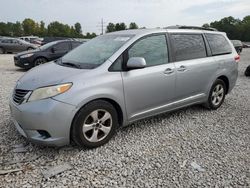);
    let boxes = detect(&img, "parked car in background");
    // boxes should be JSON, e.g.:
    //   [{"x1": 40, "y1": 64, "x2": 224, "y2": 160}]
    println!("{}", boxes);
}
[
  {"x1": 10, "y1": 28, "x2": 239, "y2": 148},
  {"x1": 245, "y1": 65, "x2": 250, "y2": 76},
  {"x1": 41, "y1": 37, "x2": 70, "y2": 45},
  {"x1": 231, "y1": 40, "x2": 243, "y2": 54},
  {"x1": 14, "y1": 40, "x2": 82, "y2": 69},
  {"x1": 242, "y1": 43, "x2": 250, "y2": 48},
  {"x1": 19, "y1": 36, "x2": 43, "y2": 47},
  {"x1": 32, "y1": 38, "x2": 43, "y2": 46},
  {"x1": 0, "y1": 38, "x2": 37, "y2": 54}
]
